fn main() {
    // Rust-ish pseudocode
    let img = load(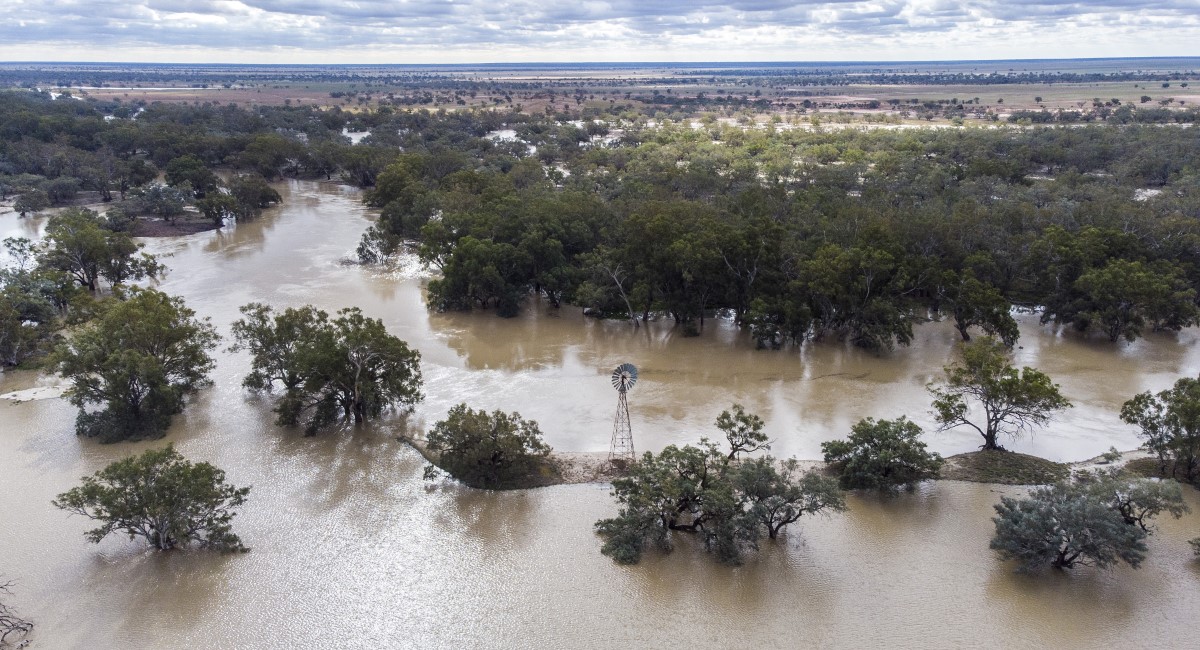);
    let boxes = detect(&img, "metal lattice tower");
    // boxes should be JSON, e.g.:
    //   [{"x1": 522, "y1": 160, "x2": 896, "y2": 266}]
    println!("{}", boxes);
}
[{"x1": 609, "y1": 363, "x2": 638, "y2": 464}]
